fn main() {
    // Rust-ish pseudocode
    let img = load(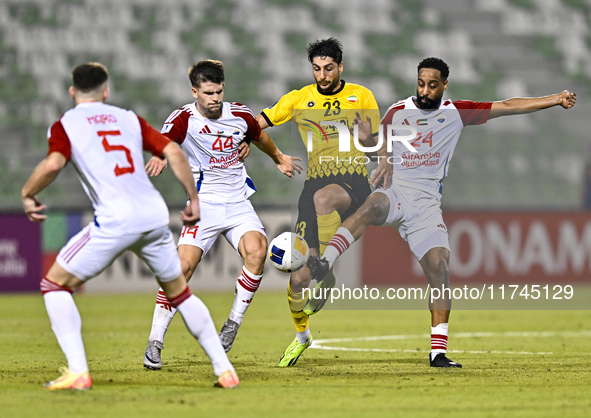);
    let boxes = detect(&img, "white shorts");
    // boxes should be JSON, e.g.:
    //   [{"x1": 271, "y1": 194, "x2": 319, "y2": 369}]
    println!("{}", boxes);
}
[
  {"x1": 57, "y1": 223, "x2": 182, "y2": 282},
  {"x1": 178, "y1": 200, "x2": 266, "y2": 256},
  {"x1": 373, "y1": 183, "x2": 450, "y2": 261}
]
